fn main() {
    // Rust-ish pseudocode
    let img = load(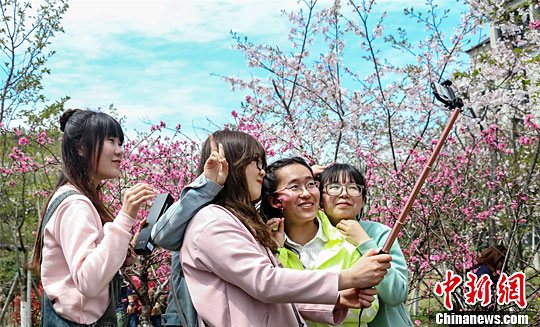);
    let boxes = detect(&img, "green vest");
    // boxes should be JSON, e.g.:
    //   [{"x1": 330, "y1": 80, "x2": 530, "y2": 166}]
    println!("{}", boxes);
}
[{"x1": 277, "y1": 211, "x2": 379, "y2": 327}]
